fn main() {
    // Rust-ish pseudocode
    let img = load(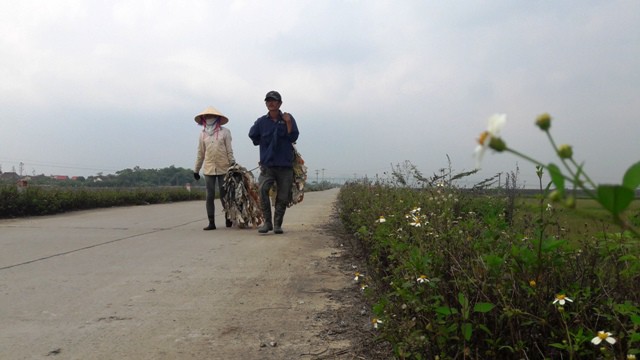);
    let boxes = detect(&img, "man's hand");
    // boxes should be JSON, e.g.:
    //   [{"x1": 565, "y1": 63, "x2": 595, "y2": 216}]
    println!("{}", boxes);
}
[
  {"x1": 193, "y1": 172, "x2": 201, "y2": 181},
  {"x1": 282, "y1": 112, "x2": 293, "y2": 133}
]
